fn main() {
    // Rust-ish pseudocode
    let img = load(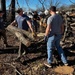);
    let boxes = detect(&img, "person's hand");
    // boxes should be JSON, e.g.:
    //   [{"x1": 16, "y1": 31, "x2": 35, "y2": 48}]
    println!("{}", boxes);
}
[
  {"x1": 32, "y1": 32, "x2": 37, "y2": 38},
  {"x1": 44, "y1": 36, "x2": 48, "y2": 42}
]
